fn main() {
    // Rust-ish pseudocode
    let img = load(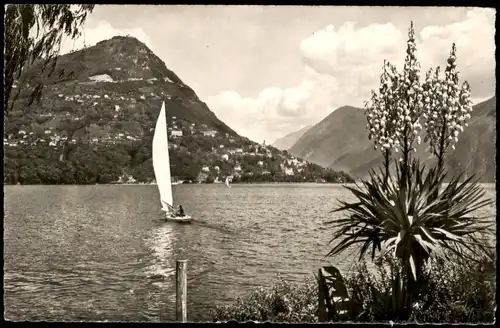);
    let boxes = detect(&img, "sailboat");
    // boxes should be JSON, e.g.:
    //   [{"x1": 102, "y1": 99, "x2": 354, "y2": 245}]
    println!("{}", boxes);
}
[{"x1": 152, "y1": 101, "x2": 192, "y2": 223}]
